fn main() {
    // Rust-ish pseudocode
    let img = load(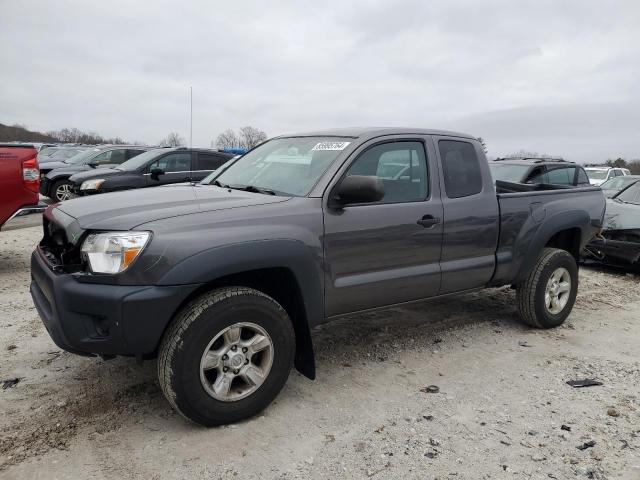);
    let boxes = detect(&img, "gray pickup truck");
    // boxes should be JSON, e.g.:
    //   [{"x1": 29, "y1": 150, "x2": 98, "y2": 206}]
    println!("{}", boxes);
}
[{"x1": 30, "y1": 128, "x2": 605, "y2": 425}]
